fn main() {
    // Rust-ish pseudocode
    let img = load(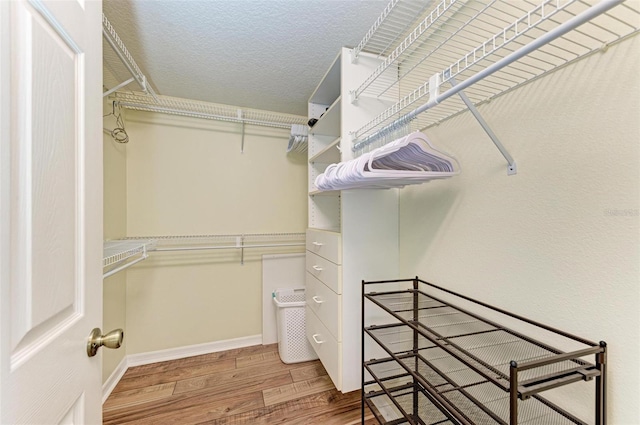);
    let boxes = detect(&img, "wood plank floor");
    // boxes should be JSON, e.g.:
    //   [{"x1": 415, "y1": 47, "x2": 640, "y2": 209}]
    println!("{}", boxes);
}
[{"x1": 103, "y1": 344, "x2": 378, "y2": 424}]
